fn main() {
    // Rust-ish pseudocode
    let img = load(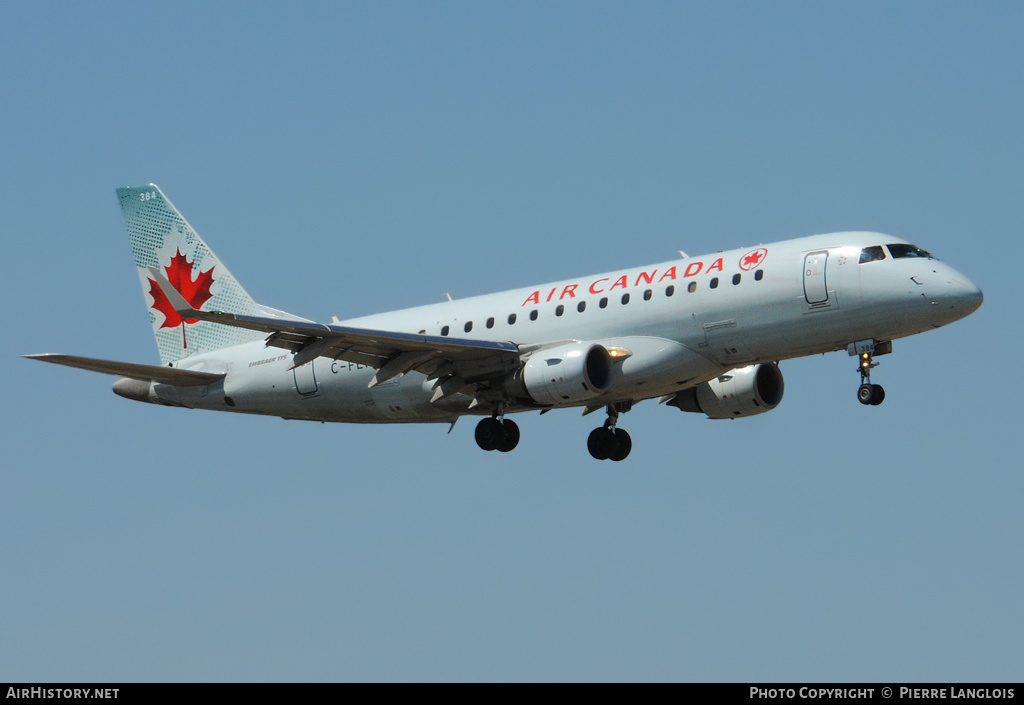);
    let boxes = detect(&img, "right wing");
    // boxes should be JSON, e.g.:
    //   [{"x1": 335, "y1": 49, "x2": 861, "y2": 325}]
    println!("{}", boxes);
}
[{"x1": 148, "y1": 267, "x2": 526, "y2": 399}]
